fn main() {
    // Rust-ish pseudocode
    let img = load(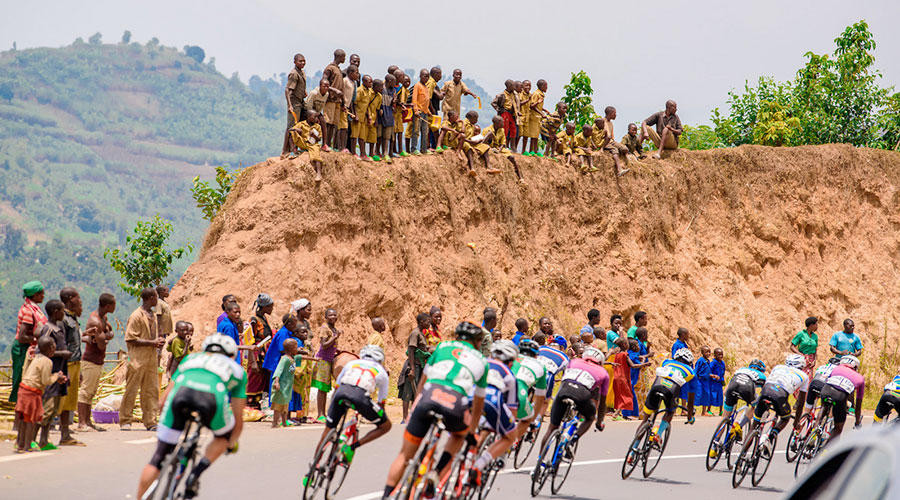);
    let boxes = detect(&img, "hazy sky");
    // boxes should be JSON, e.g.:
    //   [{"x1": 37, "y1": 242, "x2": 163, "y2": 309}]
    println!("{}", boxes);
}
[{"x1": 2, "y1": 0, "x2": 898, "y2": 125}]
